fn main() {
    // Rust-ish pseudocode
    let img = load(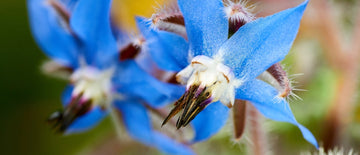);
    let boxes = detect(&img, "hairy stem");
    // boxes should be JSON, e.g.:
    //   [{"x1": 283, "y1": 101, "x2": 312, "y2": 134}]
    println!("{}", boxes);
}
[{"x1": 248, "y1": 102, "x2": 267, "y2": 155}]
